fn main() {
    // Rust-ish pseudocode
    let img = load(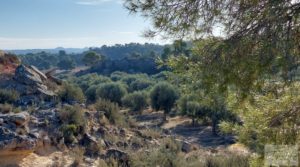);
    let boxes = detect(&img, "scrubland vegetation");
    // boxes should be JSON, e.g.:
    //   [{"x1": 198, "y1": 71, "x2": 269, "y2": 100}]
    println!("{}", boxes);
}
[{"x1": 1, "y1": 0, "x2": 299, "y2": 166}]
